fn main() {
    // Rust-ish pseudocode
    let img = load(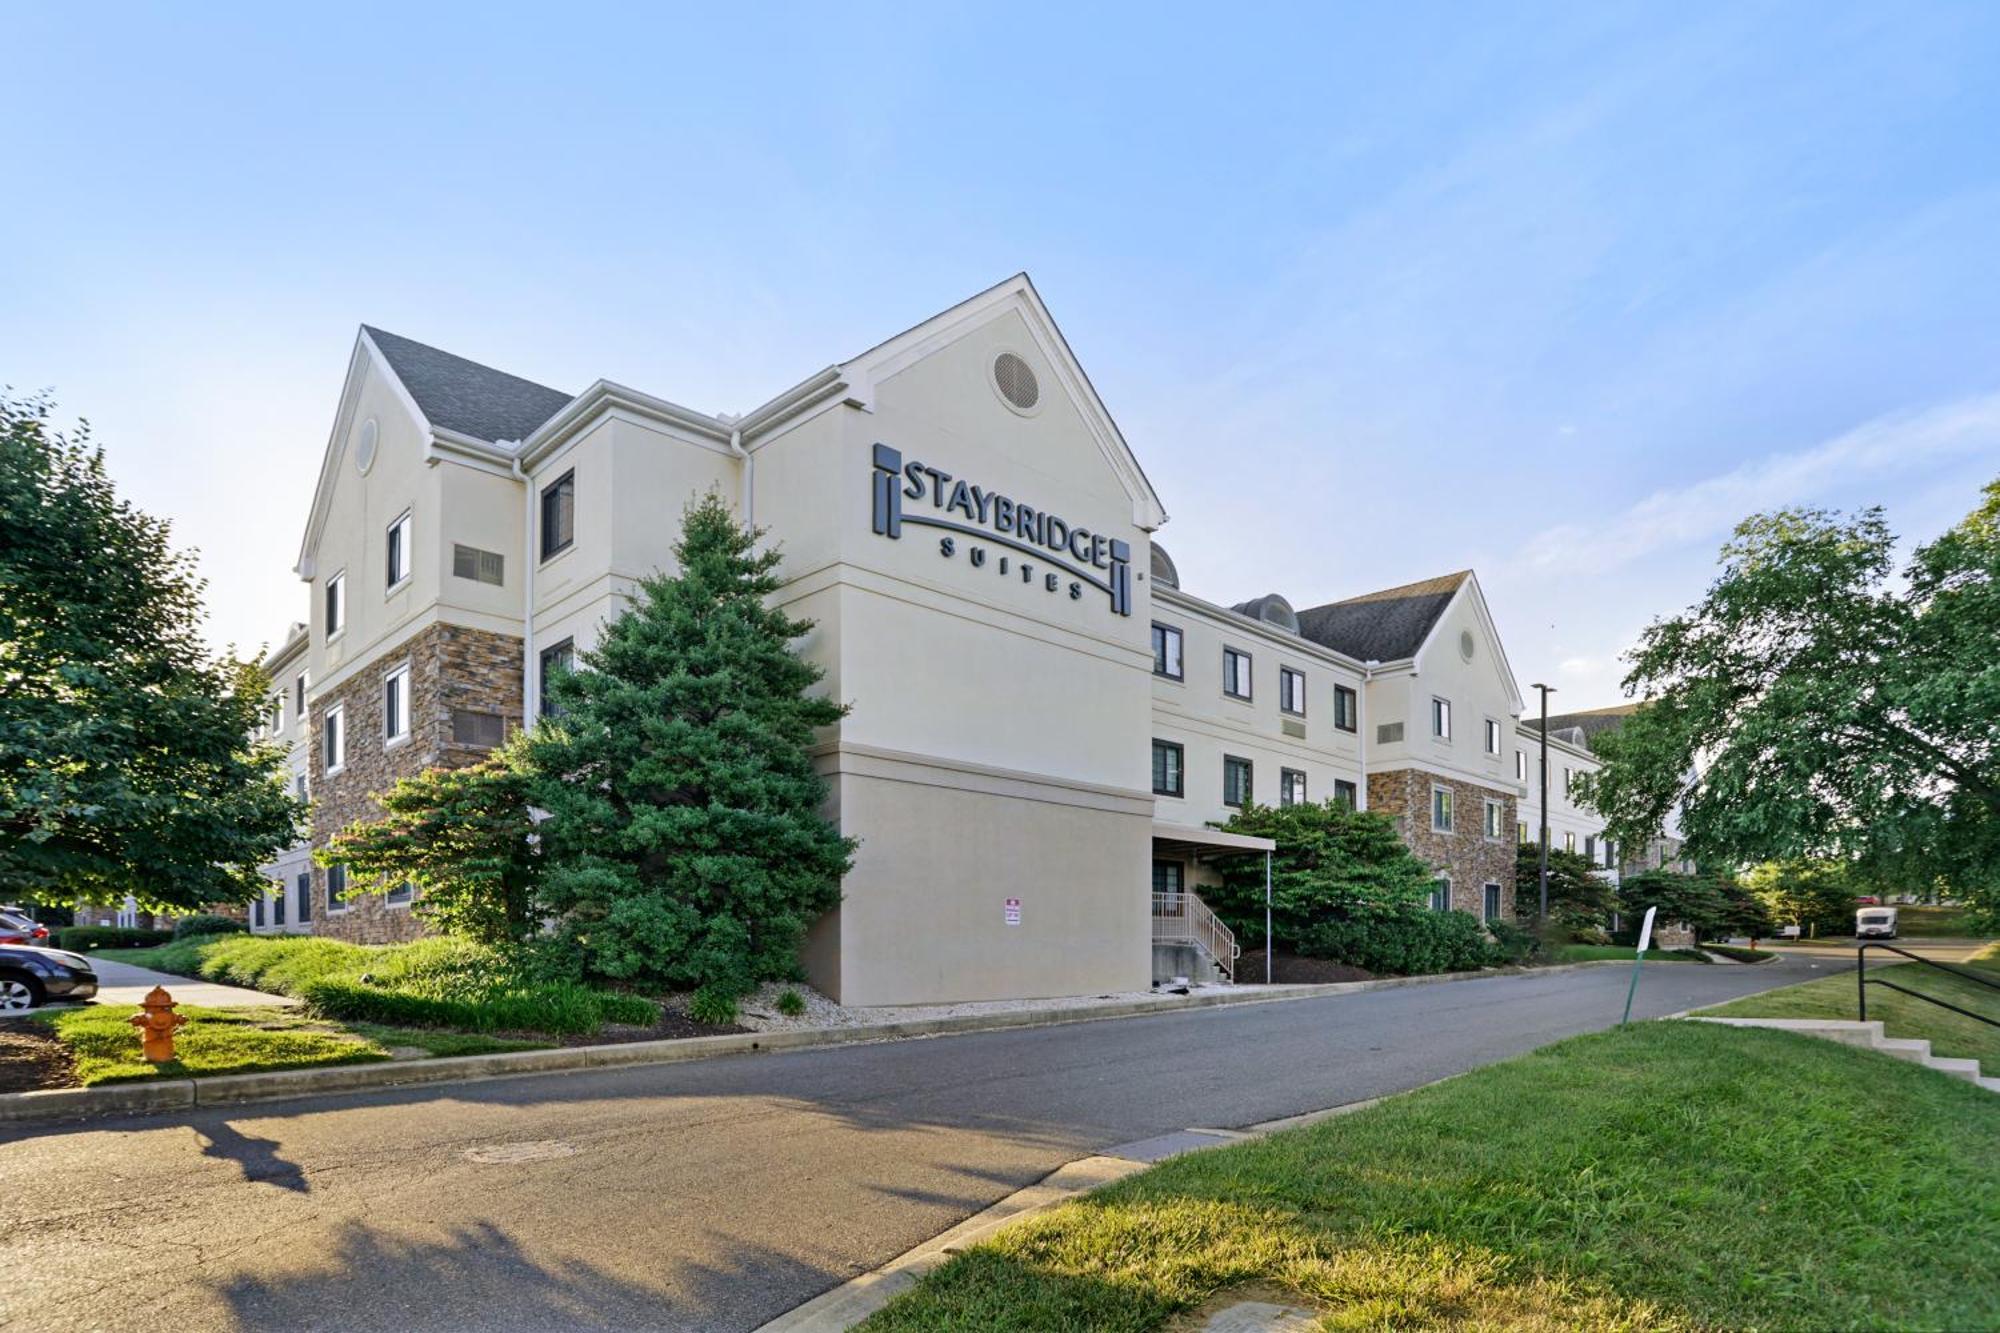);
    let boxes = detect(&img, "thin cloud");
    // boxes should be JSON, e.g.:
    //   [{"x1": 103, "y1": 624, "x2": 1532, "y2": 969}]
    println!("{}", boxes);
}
[{"x1": 1512, "y1": 392, "x2": 2000, "y2": 574}]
